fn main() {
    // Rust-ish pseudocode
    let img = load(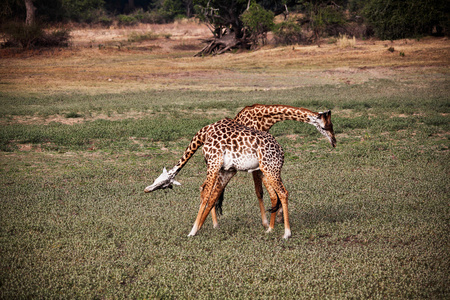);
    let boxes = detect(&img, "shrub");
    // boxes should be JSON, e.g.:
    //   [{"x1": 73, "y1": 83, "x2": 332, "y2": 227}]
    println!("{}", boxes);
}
[
  {"x1": 97, "y1": 15, "x2": 113, "y2": 27},
  {"x1": 273, "y1": 20, "x2": 303, "y2": 45},
  {"x1": 363, "y1": 0, "x2": 448, "y2": 40},
  {"x1": 85, "y1": 9, "x2": 113, "y2": 27},
  {"x1": 303, "y1": 3, "x2": 347, "y2": 39},
  {"x1": 61, "y1": 0, "x2": 105, "y2": 23},
  {"x1": 241, "y1": 3, "x2": 274, "y2": 46},
  {"x1": 1, "y1": 22, "x2": 70, "y2": 48},
  {"x1": 336, "y1": 34, "x2": 356, "y2": 48},
  {"x1": 118, "y1": 14, "x2": 138, "y2": 26},
  {"x1": 128, "y1": 32, "x2": 160, "y2": 43}
]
